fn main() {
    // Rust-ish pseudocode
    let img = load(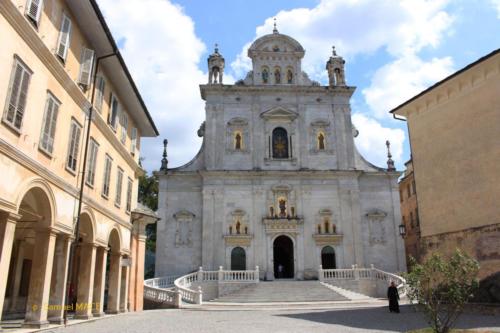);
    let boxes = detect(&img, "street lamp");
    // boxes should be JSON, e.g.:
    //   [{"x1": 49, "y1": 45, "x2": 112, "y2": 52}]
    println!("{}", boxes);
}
[
  {"x1": 64, "y1": 51, "x2": 117, "y2": 324},
  {"x1": 399, "y1": 224, "x2": 406, "y2": 237}
]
